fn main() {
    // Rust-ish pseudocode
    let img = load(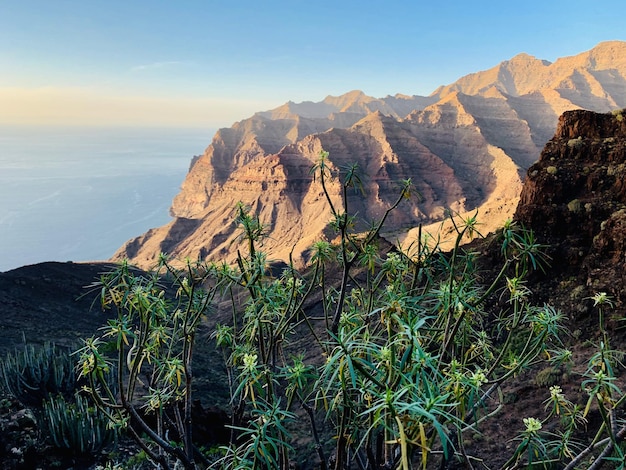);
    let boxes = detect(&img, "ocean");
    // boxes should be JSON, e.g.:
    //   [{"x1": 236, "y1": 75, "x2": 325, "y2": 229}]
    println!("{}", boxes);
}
[{"x1": 0, "y1": 125, "x2": 215, "y2": 272}]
